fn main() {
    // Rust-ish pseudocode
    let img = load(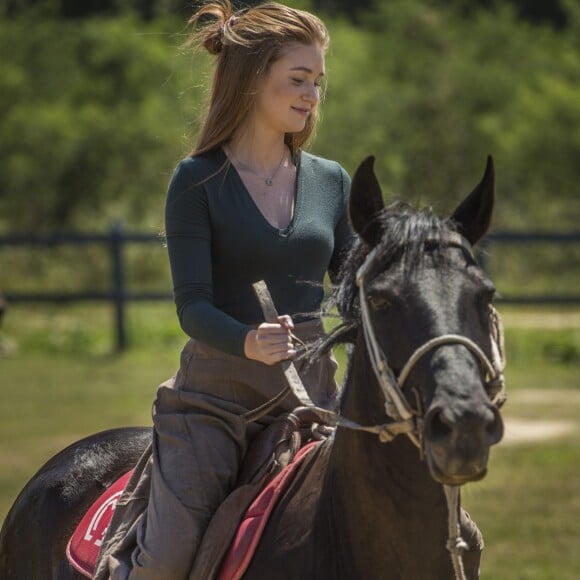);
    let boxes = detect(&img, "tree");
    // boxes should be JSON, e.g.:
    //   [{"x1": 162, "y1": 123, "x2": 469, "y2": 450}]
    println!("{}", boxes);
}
[
  {"x1": 0, "y1": 14, "x2": 206, "y2": 231},
  {"x1": 1, "y1": 0, "x2": 579, "y2": 233},
  {"x1": 313, "y1": 0, "x2": 580, "y2": 228}
]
